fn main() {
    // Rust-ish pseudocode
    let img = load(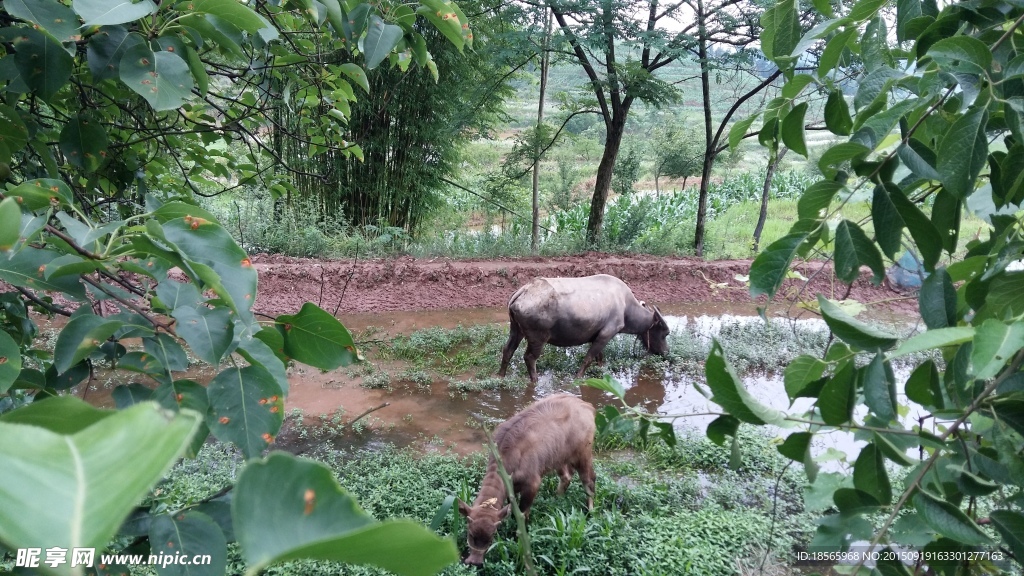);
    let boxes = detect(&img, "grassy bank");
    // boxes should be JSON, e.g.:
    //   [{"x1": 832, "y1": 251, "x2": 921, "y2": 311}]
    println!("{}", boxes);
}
[{"x1": 150, "y1": 424, "x2": 813, "y2": 576}]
